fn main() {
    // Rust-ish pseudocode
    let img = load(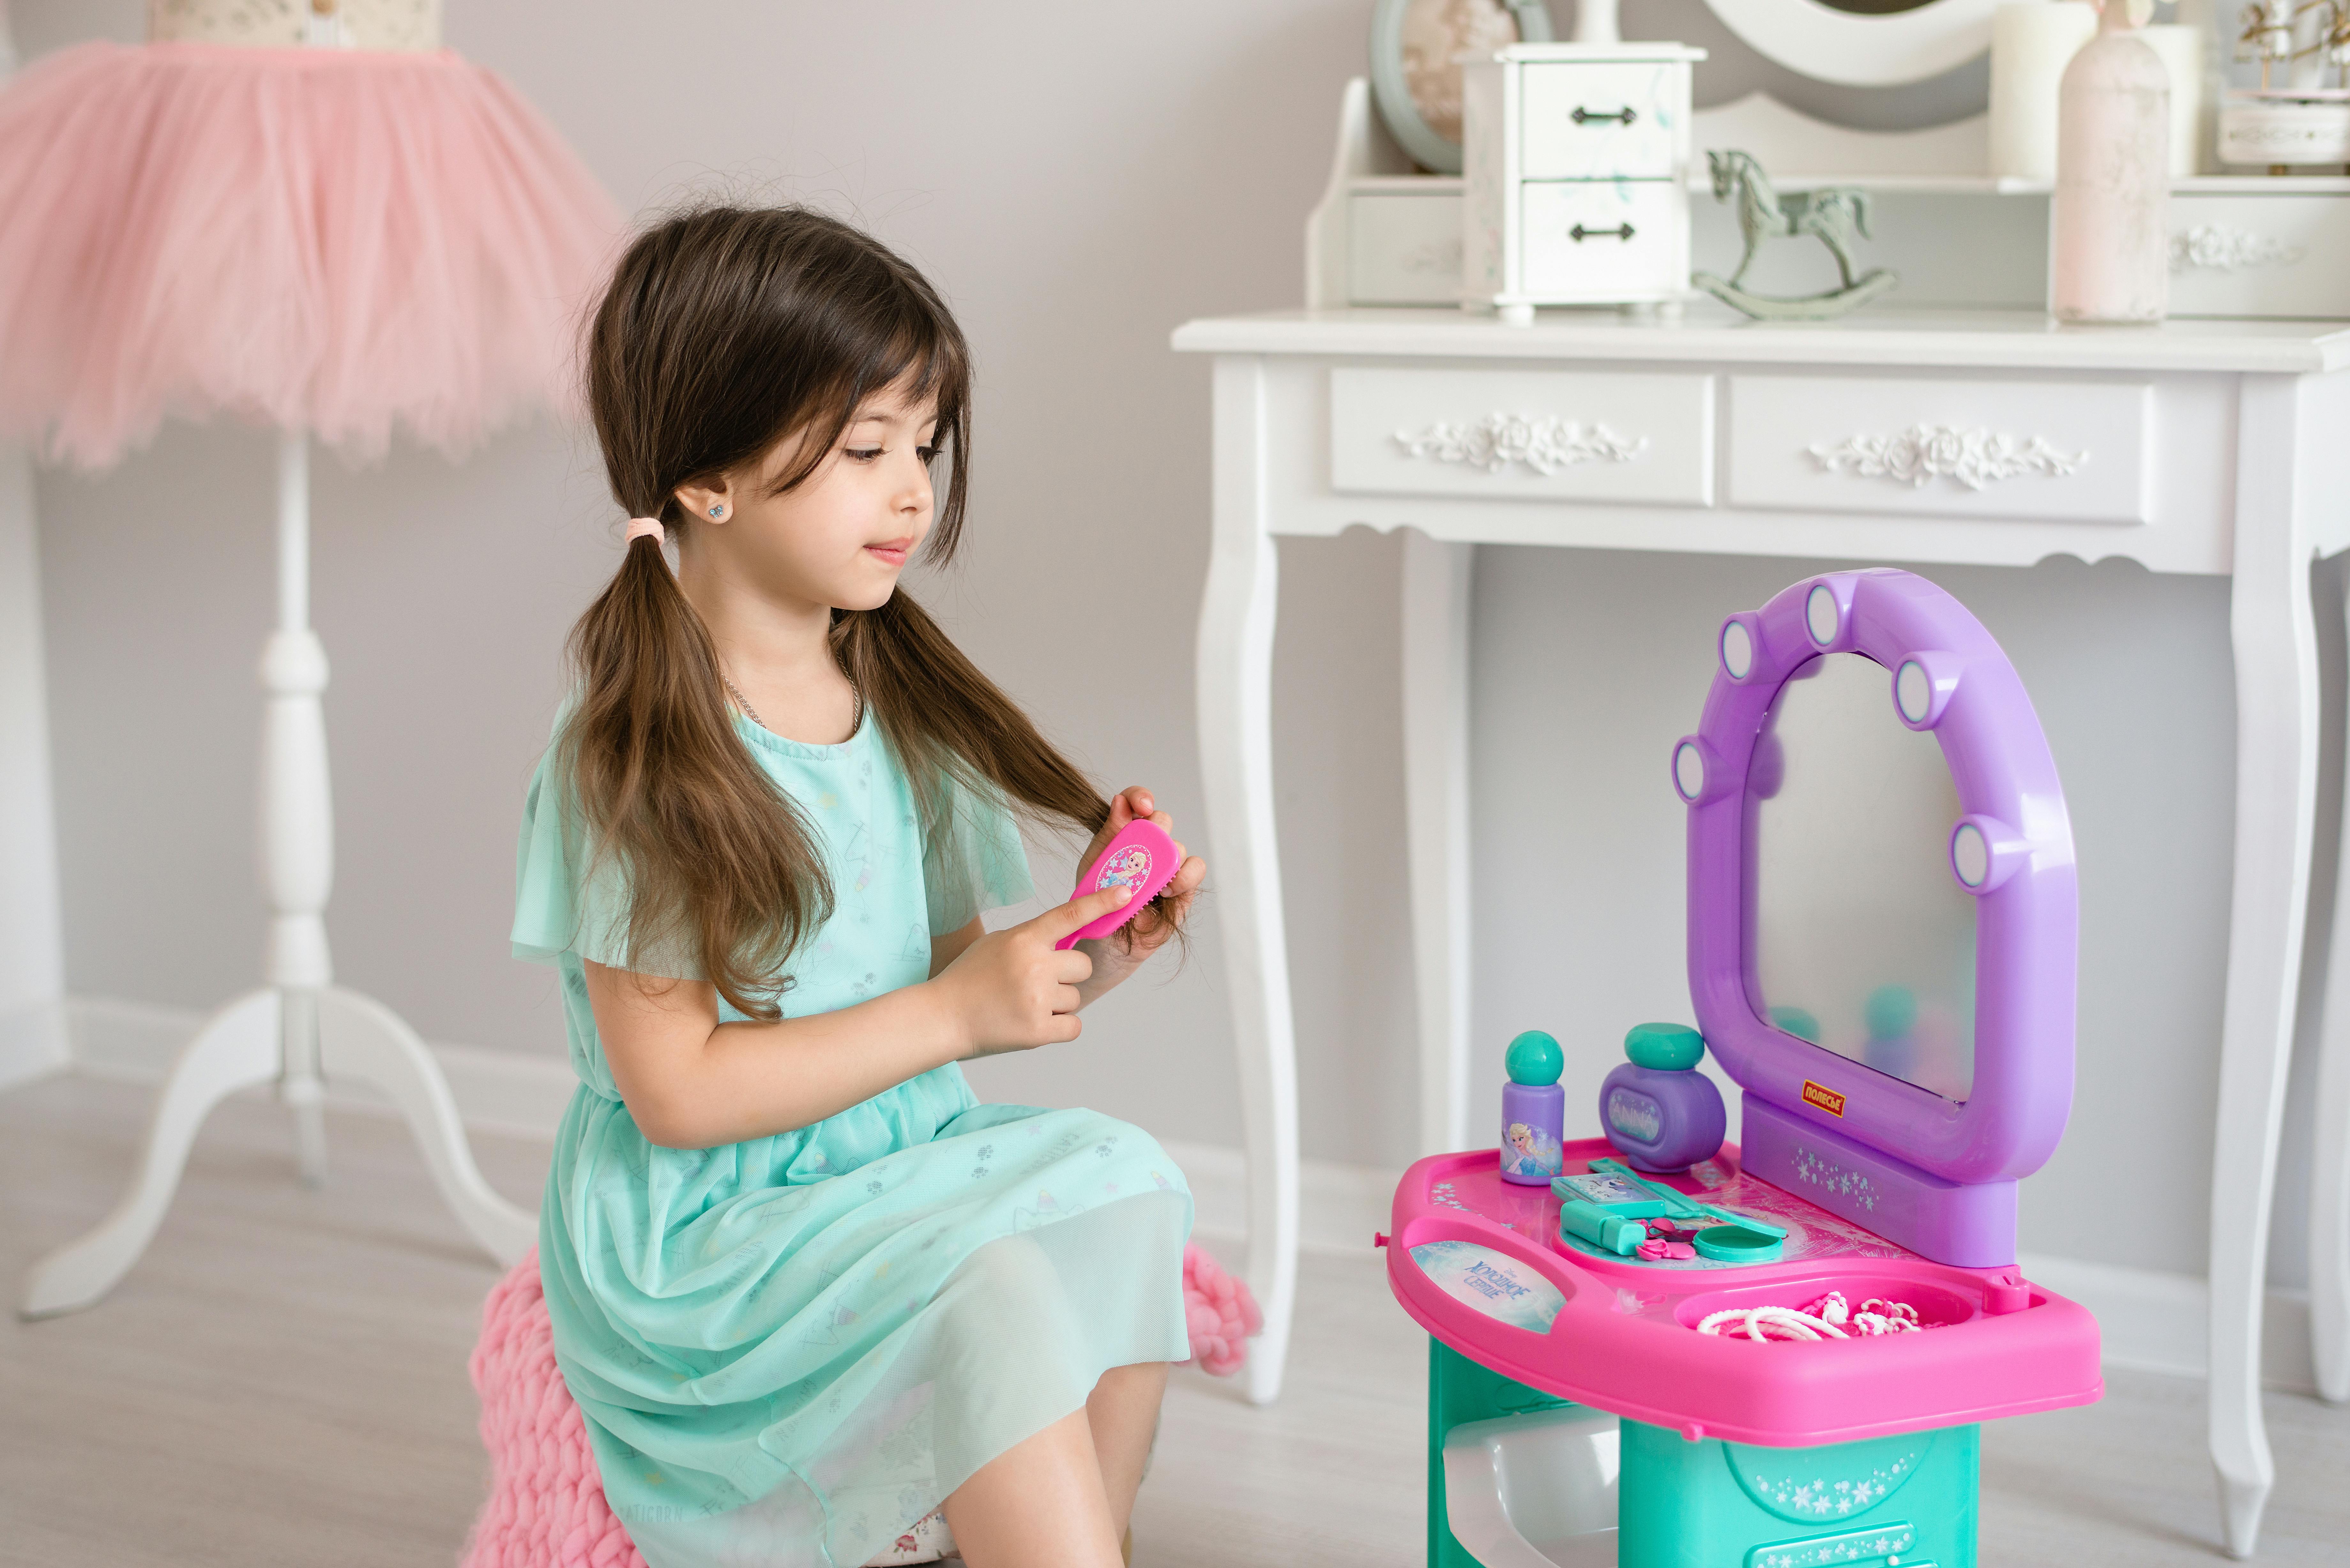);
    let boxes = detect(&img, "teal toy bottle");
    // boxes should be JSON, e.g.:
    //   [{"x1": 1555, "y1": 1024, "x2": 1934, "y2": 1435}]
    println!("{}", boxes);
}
[{"x1": 1499, "y1": 1030, "x2": 1565, "y2": 1185}]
